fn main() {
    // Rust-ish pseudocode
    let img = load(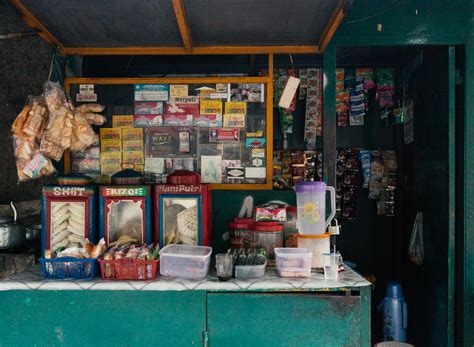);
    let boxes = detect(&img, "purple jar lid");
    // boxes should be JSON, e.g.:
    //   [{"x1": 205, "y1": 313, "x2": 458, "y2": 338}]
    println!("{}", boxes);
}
[{"x1": 295, "y1": 181, "x2": 326, "y2": 193}]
